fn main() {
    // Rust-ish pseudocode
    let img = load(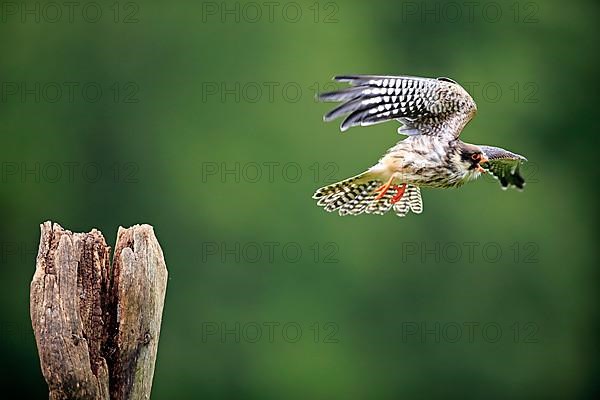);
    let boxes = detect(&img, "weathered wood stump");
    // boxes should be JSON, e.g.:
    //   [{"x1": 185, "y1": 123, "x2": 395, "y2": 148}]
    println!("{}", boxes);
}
[{"x1": 30, "y1": 222, "x2": 168, "y2": 400}]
